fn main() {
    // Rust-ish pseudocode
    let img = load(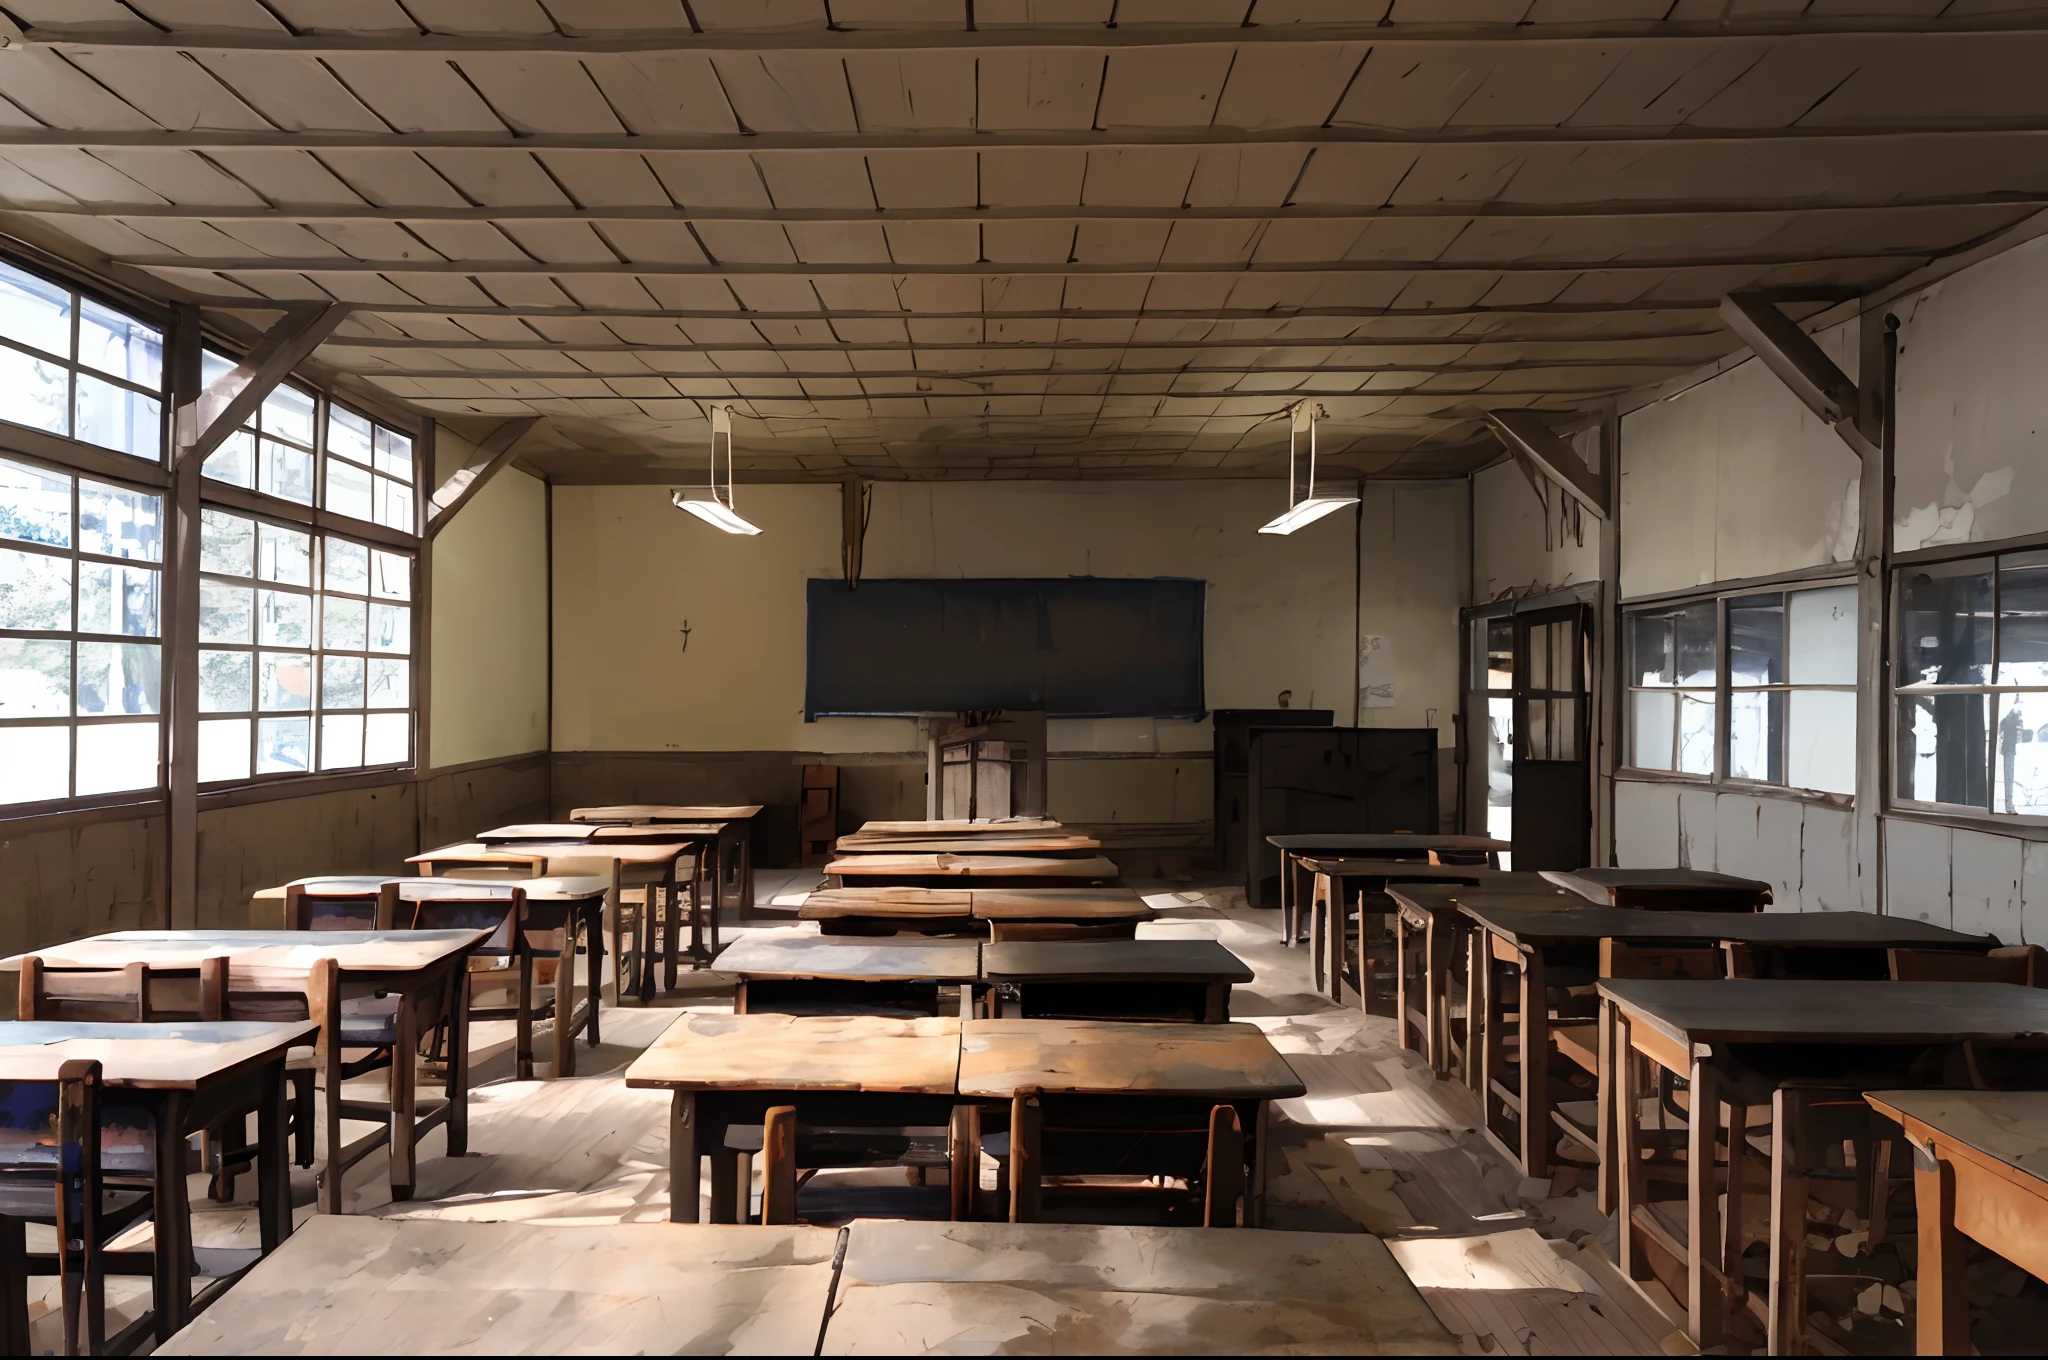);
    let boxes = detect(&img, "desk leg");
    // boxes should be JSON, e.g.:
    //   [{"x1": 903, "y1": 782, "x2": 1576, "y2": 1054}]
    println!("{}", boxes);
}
[
  {"x1": 707, "y1": 841, "x2": 724, "y2": 958},
  {"x1": 1617, "y1": 1017, "x2": 1648, "y2": 1283},
  {"x1": 447, "y1": 970, "x2": 470, "y2": 1157},
  {"x1": 1305, "y1": 871, "x2": 1323, "y2": 993},
  {"x1": 1279, "y1": 852, "x2": 1294, "y2": 946},
  {"x1": 1915, "y1": 1147, "x2": 1969, "y2": 1356},
  {"x1": 313, "y1": 961, "x2": 344, "y2": 1216},
  {"x1": 1596, "y1": 999, "x2": 1615, "y2": 1217},
  {"x1": 1395, "y1": 911, "x2": 1415, "y2": 1051},
  {"x1": 1518, "y1": 946, "x2": 1550, "y2": 1177},
  {"x1": 1426, "y1": 917, "x2": 1448, "y2": 1074},
  {"x1": 738, "y1": 824, "x2": 752, "y2": 936},
  {"x1": 1767, "y1": 1087, "x2": 1810, "y2": 1357},
  {"x1": 514, "y1": 948, "x2": 534, "y2": 1082},
  {"x1": 1354, "y1": 889, "x2": 1373, "y2": 1016},
  {"x1": 153, "y1": 1092, "x2": 193, "y2": 1341},
  {"x1": 1463, "y1": 927, "x2": 1485, "y2": 1093},
  {"x1": 949, "y1": 1104, "x2": 980, "y2": 1222},
  {"x1": 671, "y1": 1092, "x2": 700, "y2": 1224},
  {"x1": 256, "y1": 1061, "x2": 290, "y2": 1253},
  {"x1": 584, "y1": 903, "x2": 603, "y2": 1047},
  {"x1": 555, "y1": 919, "x2": 577, "y2": 1079},
  {"x1": 708, "y1": 1138, "x2": 739, "y2": 1225},
  {"x1": 663, "y1": 862, "x2": 681, "y2": 992},
  {"x1": 1723, "y1": 1098, "x2": 1750, "y2": 1342},
  {"x1": 1685, "y1": 1059, "x2": 1723, "y2": 1351},
  {"x1": 1249, "y1": 1099, "x2": 1271, "y2": 1228},
  {"x1": 389, "y1": 991, "x2": 418, "y2": 1199}
]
